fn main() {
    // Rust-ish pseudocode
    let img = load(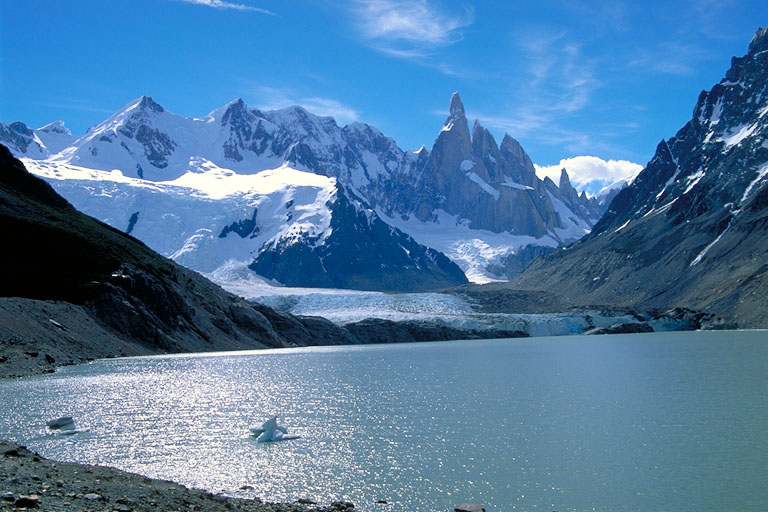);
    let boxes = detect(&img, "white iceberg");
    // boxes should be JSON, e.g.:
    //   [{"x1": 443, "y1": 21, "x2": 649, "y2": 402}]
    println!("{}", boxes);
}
[
  {"x1": 249, "y1": 416, "x2": 299, "y2": 443},
  {"x1": 46, "y1": 416, "x2": 75, "y2": 430},
  {"x1": 45, "y1": 416, "x2": 89, "y2": 436}
]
